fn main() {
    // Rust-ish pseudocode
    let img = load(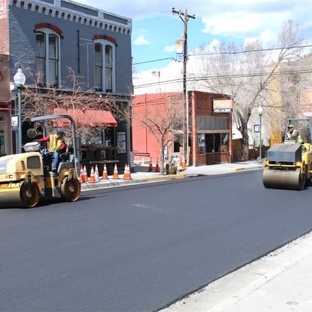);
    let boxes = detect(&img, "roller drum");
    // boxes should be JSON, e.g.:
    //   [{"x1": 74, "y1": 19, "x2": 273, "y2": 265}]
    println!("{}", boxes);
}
[
  {"x1": 61, "y1": 177, "x2": 81, "y2": 202},
  {"x1": 263, "y1": 167, "x2": 305, "y2": 190},
  {"x1": 0, "y1": 182, "x2": 40, "y2": 208}
]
